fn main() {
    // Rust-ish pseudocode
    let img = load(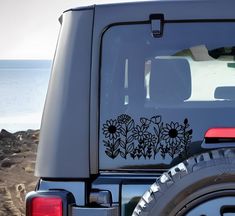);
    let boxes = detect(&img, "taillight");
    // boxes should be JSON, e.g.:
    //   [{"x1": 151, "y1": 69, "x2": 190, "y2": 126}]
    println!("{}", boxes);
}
[
  {"x1": 26, "y1": 190, "x2": 75, "y2": 216},
  {"x1": 205, "y1": 128, "x2": 235, "y2": 139},
  {"x1": 31, "y1": 197, "x2": 62, "y2": 216},
  {"x1": 202, "y1": 128, "x2": 235, "y2": 149}
]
